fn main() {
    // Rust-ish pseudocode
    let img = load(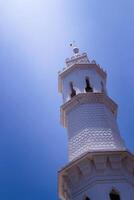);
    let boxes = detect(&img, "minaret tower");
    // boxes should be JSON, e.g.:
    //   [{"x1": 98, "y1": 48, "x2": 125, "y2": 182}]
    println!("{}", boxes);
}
[{"x1": 58, "y1": 45, "x2": 134, "y2": 200}]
